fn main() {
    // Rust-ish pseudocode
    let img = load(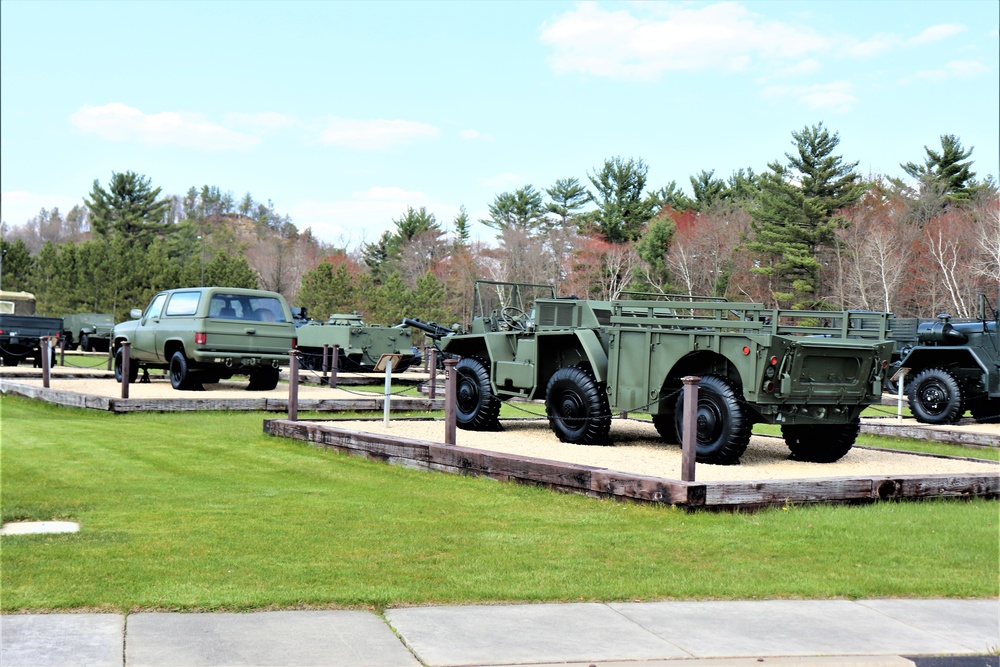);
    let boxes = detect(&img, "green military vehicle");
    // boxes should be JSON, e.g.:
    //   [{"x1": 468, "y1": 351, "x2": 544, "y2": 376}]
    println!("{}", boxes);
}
[
  {"x1": 0, "y1": 291, "x2": 62, "y2": 367},
  {"x1": 441, "y1": 281, "x2": 894, "y2": 465},
  {"x1": 888, "y1": 291, "x2": 1000, "y2": 425},
  {"x1": 62, "y1": 312, "x2": 115, "y2": 352},
  {"x1": 296, "y1": 312, "x2": 419, "y2": 372},
  {"x1": 112, "y1": 287, "x2": 296, "y2": 391}
]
